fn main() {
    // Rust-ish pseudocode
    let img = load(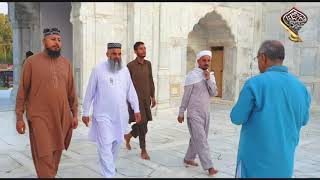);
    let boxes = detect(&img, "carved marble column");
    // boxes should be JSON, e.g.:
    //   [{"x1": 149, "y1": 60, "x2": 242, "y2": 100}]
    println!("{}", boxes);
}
[
  {"x1": 70, "y1": 2, "x2": 96, "y2": 113},
  {"x1": 9, "y1": 3, "x2": 41, "y2": 103},
  {"x1": 156, "y1": 4, "x2": 170, "y2": 110}
]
